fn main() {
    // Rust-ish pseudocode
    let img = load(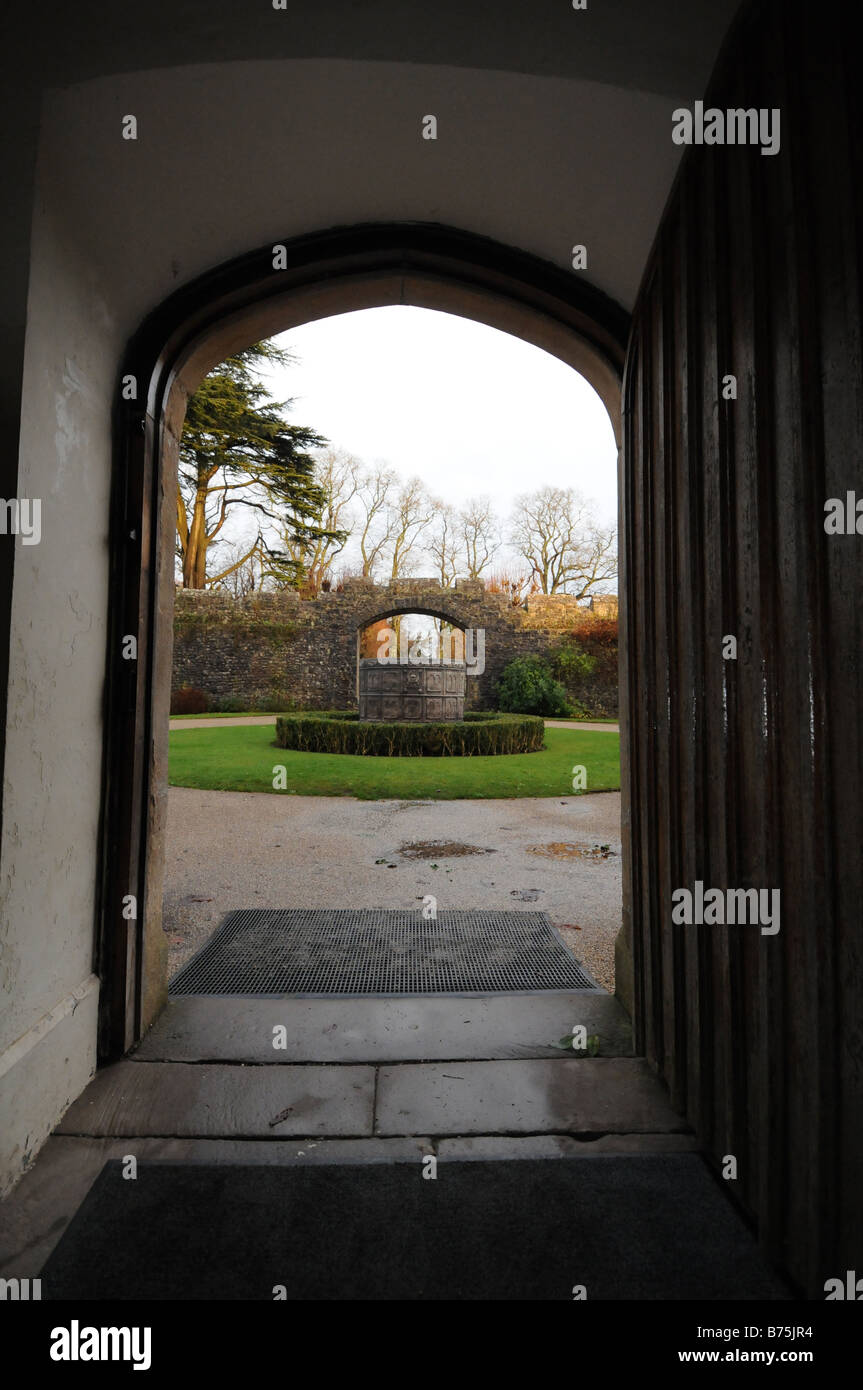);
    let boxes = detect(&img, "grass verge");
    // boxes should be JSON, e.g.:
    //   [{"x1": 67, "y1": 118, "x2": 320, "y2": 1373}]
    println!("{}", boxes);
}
[{"x1": 168, "y1": 724, "x2": 620, "y2": 799}]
